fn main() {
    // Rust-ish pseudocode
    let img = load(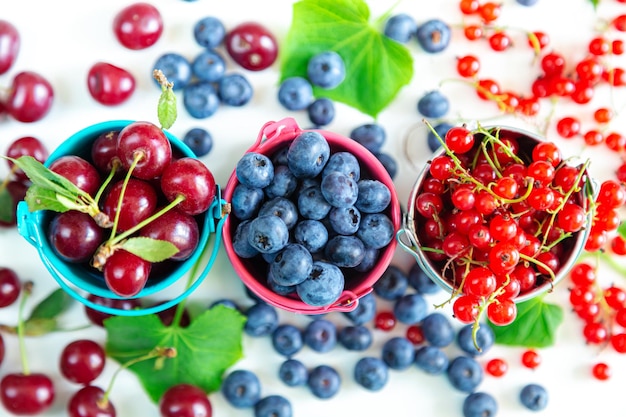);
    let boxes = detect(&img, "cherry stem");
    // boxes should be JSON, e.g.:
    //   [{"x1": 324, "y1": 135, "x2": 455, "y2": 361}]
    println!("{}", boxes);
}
[
  {"x1": 93, "y1": 162, "x2": 119, "y2": 206},
  {"x1": 109, "y1": 152, "x2": 143, "y2": 240},
  {"x1": 98, "y1": 346, "x2": 176, "y2": 409},
  {"x1": 17, "y1": 281, "x2": 33, "y2": 375}
]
